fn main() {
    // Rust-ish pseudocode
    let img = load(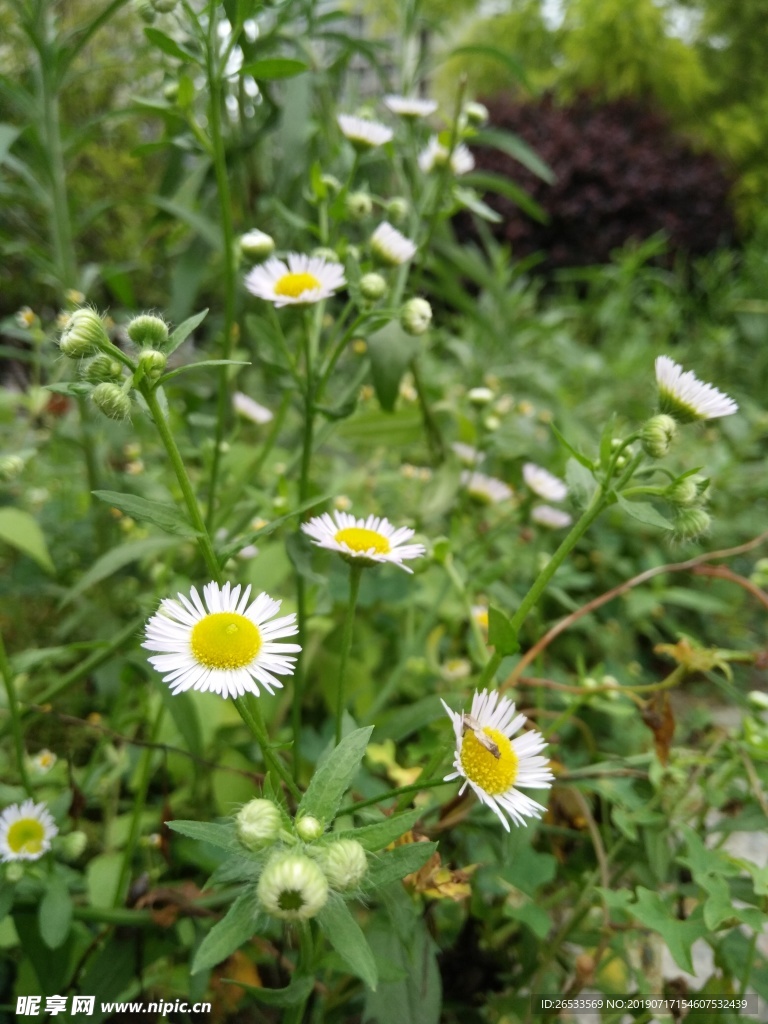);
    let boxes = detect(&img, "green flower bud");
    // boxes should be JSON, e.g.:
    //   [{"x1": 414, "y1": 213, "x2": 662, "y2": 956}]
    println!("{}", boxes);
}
[
  {"x1": 401, "y1": 297, "x2": 432, "y2": 336},
  {"x1": 641, "y1": 414, "x2": 677, "y2": 459},
  {"x1": 138, "y1": 348, "x2": 168, "y2": 381},
  {"x1": 5, "y1": 863, "x2": 24, "y2": 883},
  {"x1": 320, "y1": 839, "x2": 367, "y2": 891},
  {"x1": 134, "y1": 0, "x2": 156, "y2": 23},
  {"x1": 237, "y1": 798, "x2": 282, "y2": 850},
  {"x1": 91, "y1": 382, "x2": 132, "y2": 420},
  {"x1": 359, "y1": 273, "x2": 387, "y2": 301},
  {"x1": 468, "y1": 386, "x2": 494, "y2": 407},
  {"x1": 0, "y1": 455, "x2": 25, "y2": 481},
  {"x1": 673, "y1": 507, "x2": 711, "y2": 542},
  {"x1": 312, "y1": 247, "x2": 341, "y2": 263},
  {"x1": 666, "y1": 476, "x2": 705, "y2": 508},
  {"x1": 58, "y1": 830, "x2": 87, "y2": 861},
  {"x1": 747, "y1": 690, "x2": 768, "y2": 712},
  {"x1": 463, "y1": 101, "x2": 489, "y2": 127},
  {"x1": 346, "y1": 191, "x2": 373, "y2": 221},
  {"x1": 295, "y1": 815, "x2": 324, "y2": 842},
  {"x1": 127, "y1": 314, "x2": 169, "y2": 349},
  {"x1": 386, "y1": 197, "x2": 409, "y2": 224},
  {"x1": 82, "y1": 353, "x2": 125, "y2": 384},
  {"x1": 257, "y1": 853, "x2": 329, "y2": 921},
  {"x1": 59, "y1": 308, "x2": 110, "y2": 359},
  {"x1": 240, "y1": 229, "x2": 275, "y2": 261},
  {"x1": 151, "y1": 0, "x2": 177, "y2": 11}
]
